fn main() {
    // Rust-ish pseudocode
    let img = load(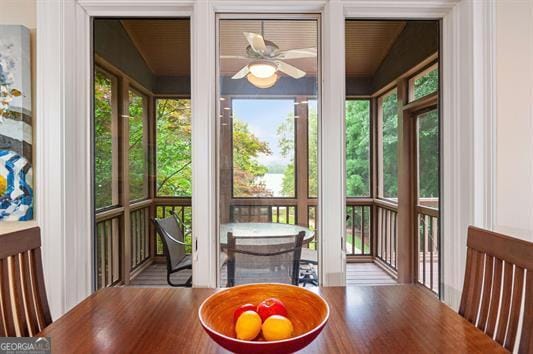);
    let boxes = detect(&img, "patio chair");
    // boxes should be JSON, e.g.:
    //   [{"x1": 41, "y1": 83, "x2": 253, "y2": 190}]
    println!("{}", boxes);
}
[
  {"x1": 226, "y1": 231, "x2": 305, "y2": 287},
  {"x1": 459, "y1": 226, "x2": 533, "y2": 353},
  {"x1": 153, "y1": 212, "x2": 192, "y2": 287},
  {"x1": 0, "y1": 227, "x2": 52, "y2": 336}
]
